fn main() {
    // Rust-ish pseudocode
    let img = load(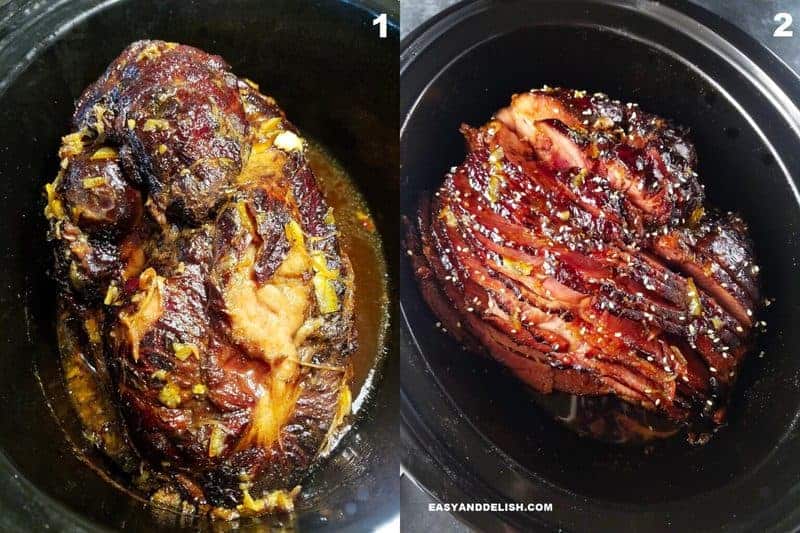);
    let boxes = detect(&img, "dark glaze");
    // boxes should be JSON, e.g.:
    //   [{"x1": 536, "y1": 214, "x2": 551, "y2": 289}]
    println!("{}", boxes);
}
[
  {"x1": 54, "y1": 141, "x2": 385, "y2": 516},
  {"x1": 44, "y1": 41, "x2": 385, "y2": 518},
  {"x1": 410, "y1": 87, "x2": 761, "y2": 437},
  {"x1": 73, "y1": 41, "x2": 247, "y2": 224}
]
